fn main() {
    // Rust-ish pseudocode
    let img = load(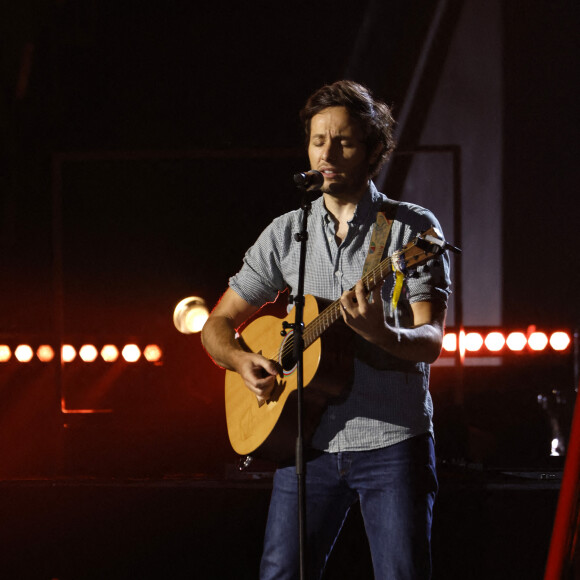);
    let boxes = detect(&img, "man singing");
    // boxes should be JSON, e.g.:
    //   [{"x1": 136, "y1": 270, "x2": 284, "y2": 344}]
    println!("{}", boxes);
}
[{"x1": 202, "y1": 80, "x2": 451, "y2": 579}]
